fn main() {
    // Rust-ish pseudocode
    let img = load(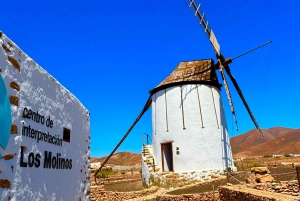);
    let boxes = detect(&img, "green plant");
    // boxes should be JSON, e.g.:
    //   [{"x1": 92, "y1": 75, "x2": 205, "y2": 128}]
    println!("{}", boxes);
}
[
  {"x1": 97, "y1": 170, "x2": 115, "y2": 179},
  {"x1": 248, "y1": 163, "x2": 260, "y2": 168}
]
